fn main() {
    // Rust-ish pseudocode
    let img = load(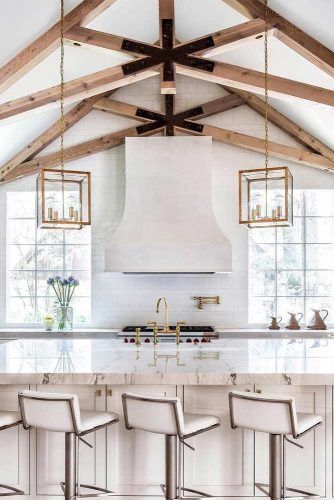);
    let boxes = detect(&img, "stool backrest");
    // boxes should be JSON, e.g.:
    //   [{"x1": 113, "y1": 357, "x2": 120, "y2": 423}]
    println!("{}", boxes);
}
[
  {"x1": 19, "y1": 390, "x2": 81, "y2": 434},
  {"x1": 122, "y1": 393, "x2": 184, "y2": 436},
  {"x1": 229, "y1": 391, "x2": 298, "y2": 436}
]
